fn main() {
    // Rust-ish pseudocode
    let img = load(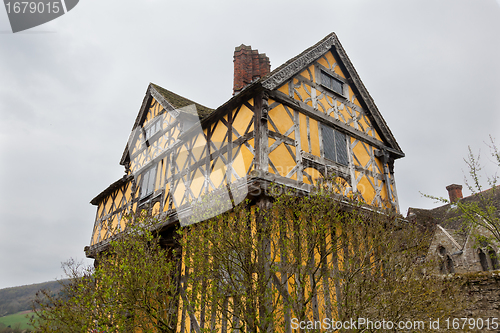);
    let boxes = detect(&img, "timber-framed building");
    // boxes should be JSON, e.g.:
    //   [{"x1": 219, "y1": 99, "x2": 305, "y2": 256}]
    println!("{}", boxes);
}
[{"x1": 86, "y1": 32, "x2": 405, "y2": 330}]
